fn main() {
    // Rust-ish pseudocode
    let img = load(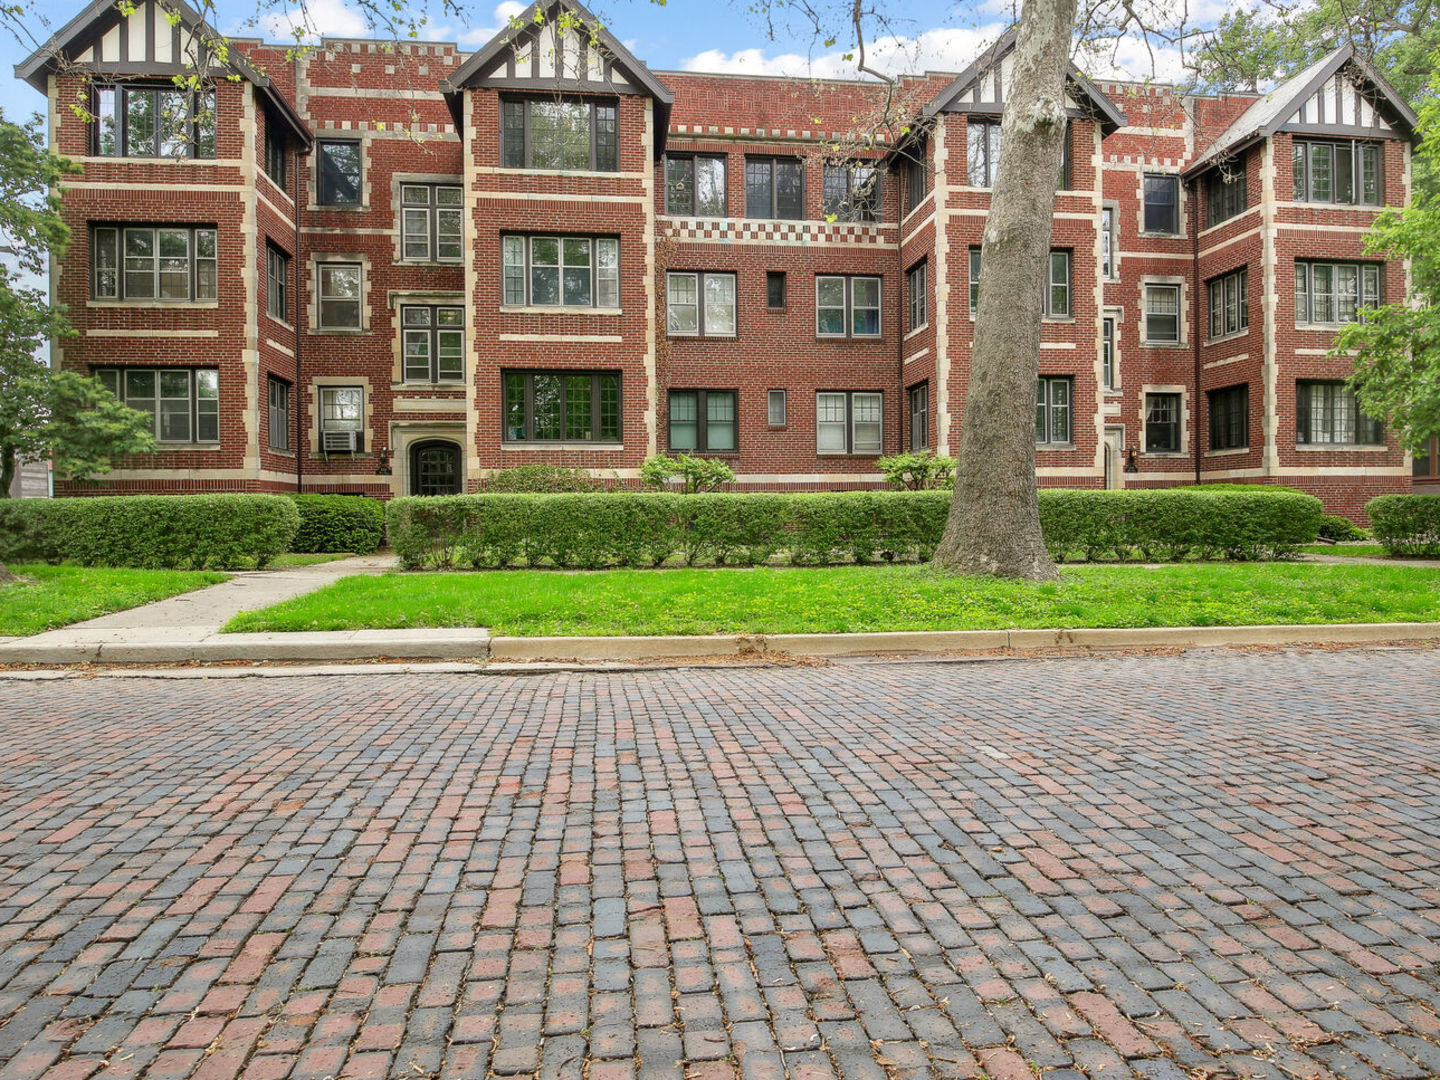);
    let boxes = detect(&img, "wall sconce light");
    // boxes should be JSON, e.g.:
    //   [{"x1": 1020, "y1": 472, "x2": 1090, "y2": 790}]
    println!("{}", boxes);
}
[
  {"x1": 374, "y1": 447, "x2": 393, "y2": 476},
  {"x1": 1124, "y1": 447, "x2": 1139, "y2": 474}
]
